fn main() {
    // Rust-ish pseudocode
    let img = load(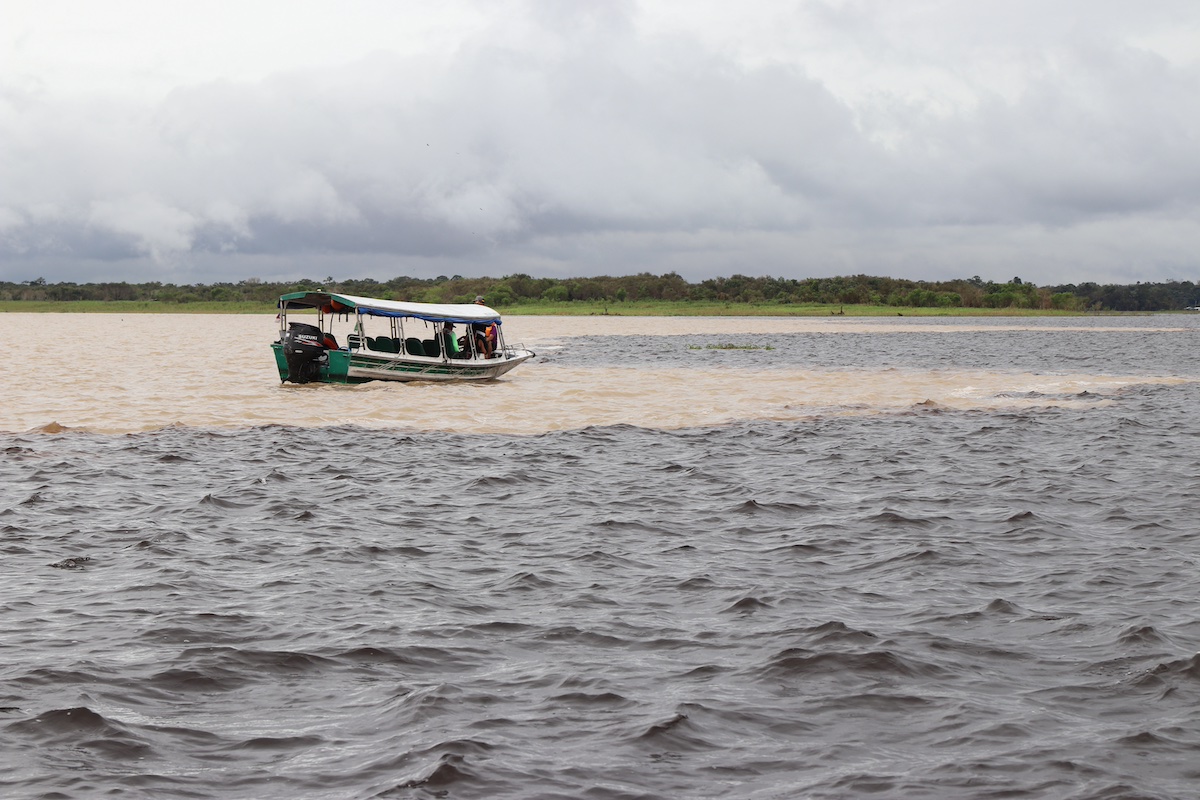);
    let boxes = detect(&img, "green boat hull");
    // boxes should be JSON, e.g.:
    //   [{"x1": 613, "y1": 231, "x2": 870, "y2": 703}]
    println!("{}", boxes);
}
[{"x1": 271, "y1": 342, "x2": 531, "y2": 384}]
